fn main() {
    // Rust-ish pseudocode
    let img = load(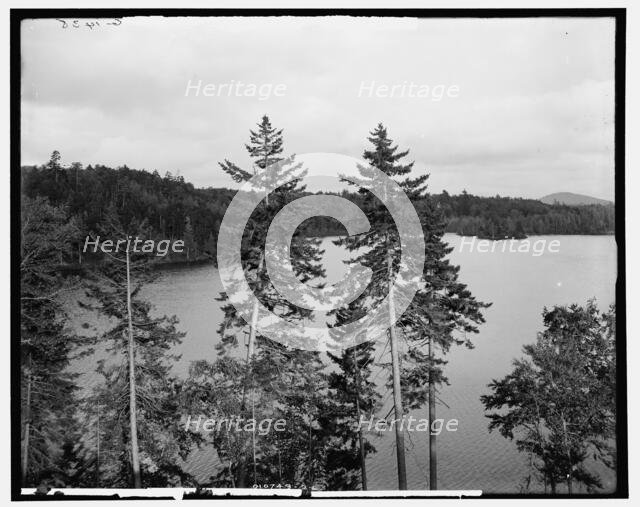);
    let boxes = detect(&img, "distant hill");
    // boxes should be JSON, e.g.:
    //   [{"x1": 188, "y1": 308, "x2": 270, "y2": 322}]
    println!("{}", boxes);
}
[{"x1": 540, "y1": 192, "x2": 613, "y2": 206}]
